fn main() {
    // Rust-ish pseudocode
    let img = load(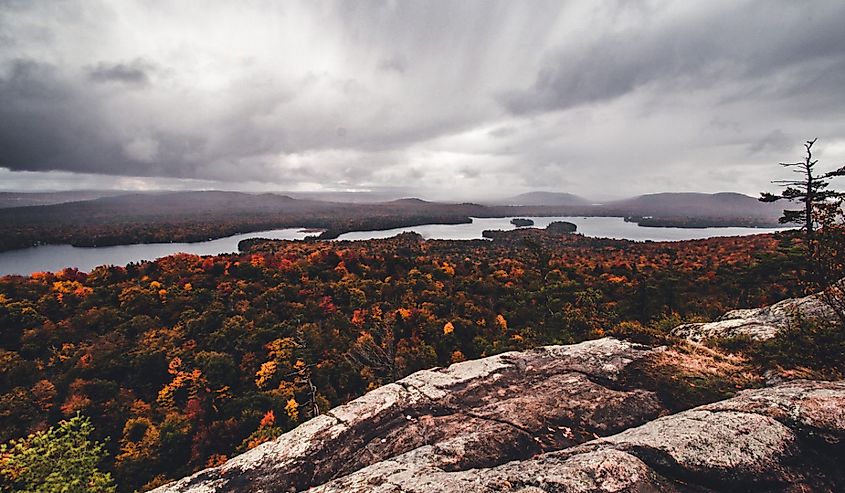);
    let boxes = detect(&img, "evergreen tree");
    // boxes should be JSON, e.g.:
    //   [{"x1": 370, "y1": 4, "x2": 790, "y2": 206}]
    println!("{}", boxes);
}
[{"x1": 760, "y1": 138, "x2": 845, "y2": 288}]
